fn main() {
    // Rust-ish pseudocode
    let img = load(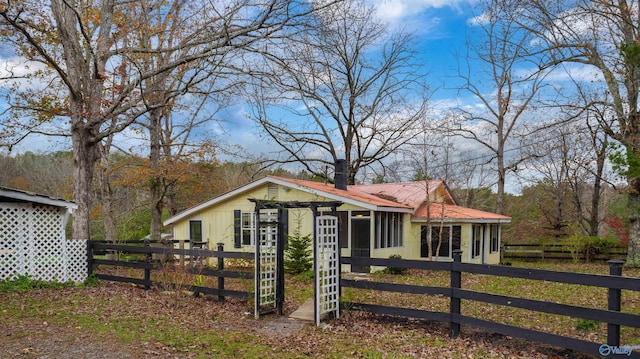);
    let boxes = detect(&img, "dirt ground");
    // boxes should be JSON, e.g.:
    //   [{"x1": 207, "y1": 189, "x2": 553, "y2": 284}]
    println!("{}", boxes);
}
[{"x1": 0, "y1": 282, "x2": 598, "y2": 359}]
